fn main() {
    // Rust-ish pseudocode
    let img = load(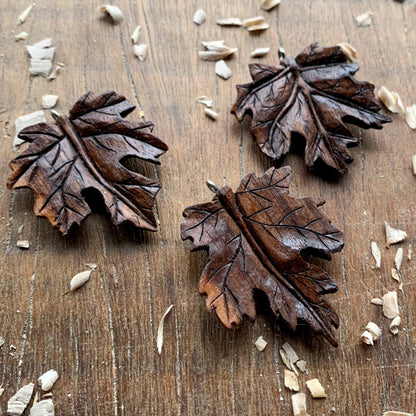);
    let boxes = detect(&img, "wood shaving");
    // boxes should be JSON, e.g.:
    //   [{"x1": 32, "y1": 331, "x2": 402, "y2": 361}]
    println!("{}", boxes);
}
[
  {"x1": 291, "y1": 392, "x2": 310, "y2": 416},
  {"x1": 215, "y1": 60, "x2": 232, "y2": 80},
  {"x1": 26, "y1": 38, "x2": 55, "y2": 77},
  {"x1": 18, "y1": 4, "x2": 34, "y2": 25},
  {"x1": 0, "y1": 336, "x2": 4, "y2": 348},
  {"x1": 243, "y1": 16, "x2": 269, "y2": 31},
  {"x1": 0, "y1": 385, "x2": 4, "y2": 397},
  {"x1": 86, "y1": 263, "x2": 97, "y2": 270},
  {"x1": 406, "y1": 105, "x2": 416, "y2": 129},
  {"x1": 412, "y1": 156, "x2": 416, "y2": 176},
  {"x1": 15, "y1": 32, "x2": 29, "y2": 41},
  {"x1": 193, "y1": 9, "x2": 207, "y2": 25},
  {"x1": 366, "y1": 321, "x2": 382, "y2": 341},
  {"x1": 284, "y1": 369, "x2": 299, "y2": 391},
  {"x1": 157, "y1": 304, "x2": 173, "y2": 354},
  {"x1": 47, "y1": 65, "x2": 62, "y2": 81},
  {"x1": 356, "y1": 11, "x2": 373, "y2": 27},
  {"x1": 18, "y1": 225, "x2": 24, "y2": 234},
  {"x1": 383, "y1": 412, "x2": 414, "y2": 416},
  {"x1": 195, "y1": 96, "x2": 213, "y2": 108},
  {"x1": 199, "y1": 40, "x2": 238, "y2": 61},
  {"x1": 371, "y1": 241, "x2": 381, "y2": 268},
  {"x1": 377, "y1": 86, "x2": 405, "y2": 113},
  {"x1": 261, "y1": 0, "x2": 281, "y2": 11},
  {"x1": 282, "y1": 342, "x2": 299, "y2": 364},
  {"x1": 131, "y1": 25, "x2": 141, "y2": 44},
  {"x1": 296, "y1": 360, "x2": 307, "y2": 373},
  {"x1": 99, "y1": 5, "x2": 124, "y2": 24},
  {"x1": 216, "y1": 18, "x2": 242, "y2": 26},
  {"x1": 371, "y1": 297, "x2": 383, "y2": 305},
  {"x1": 395, "y1": 247, "x2": 403, "y2": 272},
  {"x1": 383, "y1": 291, "x2": 399, "y2": 319},
  {"x1": 390, "y1": 316, "x2": 401, "y2": 335},
  {"x1": 250, "y1": 47, "x2": 270, "y2": 58},
  {"x1": 391, "y1": 268, "x2": 400, "y2": 282},
  {"x1": 38, "y1": 369, "x2": 58, "y2": 391},
  {"x1": 41, "y1": 95, "x2": 59, "y2": 109},
  {"x1": 29, "y1": 398, "x2": 54, "y2": 416},
  {"x1": 385, "y1": 221, "x2": 407, "y2": 247},
  {"x1": 204, "y1": 108, "x2": 219, "y2": 120},
  {"x1": 70, "y1": 270, "x2": 92, "y2": 291},
  {"x1": 134, "y1": 44, "x2": 148, "y2": 61},
  {"x1": 7, "y1": 383, "x2": 35, "y2": 416},
  {"x1": 361, "y1": 330, "x2": 374, "y2": 345},
  {"x1": 280, "y1": 349, "x2": 298, "y2": 375},
  {"x1": 408, "y1": 245, "x2": 412, "y2": 260},
  {"x1": 337, "y1": 42, "x2": 358, "y2": 63},
  {"x1": 16, "y1": 240, "x2": 30, "y2": 249},
  {"x1": 306, "y1": 378, "x2": 327, "y2": 398},
  {"x1": 254, "y1": 335, "x2": 267, "y2": 351}
]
